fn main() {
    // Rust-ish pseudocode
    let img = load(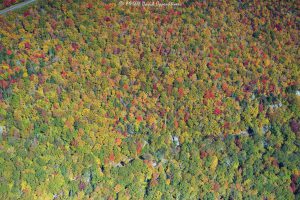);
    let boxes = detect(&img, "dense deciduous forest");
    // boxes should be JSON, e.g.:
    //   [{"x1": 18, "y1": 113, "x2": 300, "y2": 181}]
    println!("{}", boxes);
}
[{"x1": 0, "y1": 0, "x2": 299, "y2": 199}]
